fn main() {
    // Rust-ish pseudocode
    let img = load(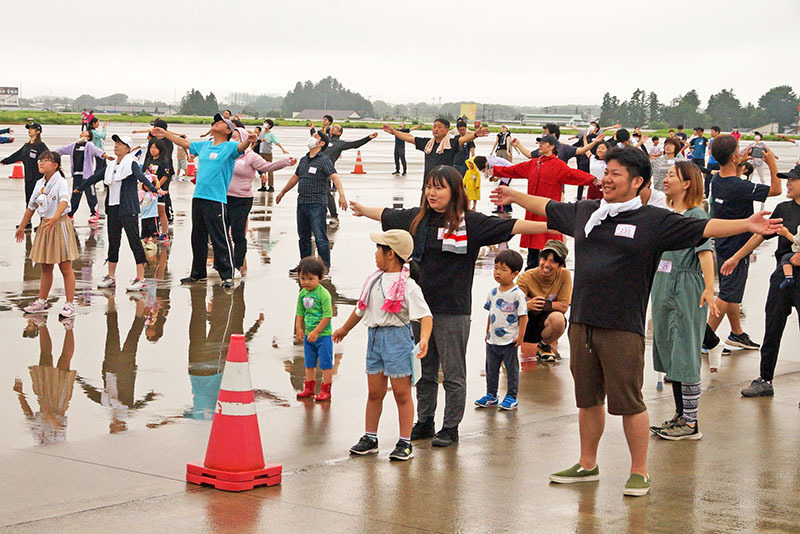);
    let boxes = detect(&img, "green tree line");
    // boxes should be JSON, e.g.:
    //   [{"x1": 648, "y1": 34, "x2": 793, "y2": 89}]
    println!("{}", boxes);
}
[{"x1": 599, "y1": 86, "x2": 798, "y2": 130}]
